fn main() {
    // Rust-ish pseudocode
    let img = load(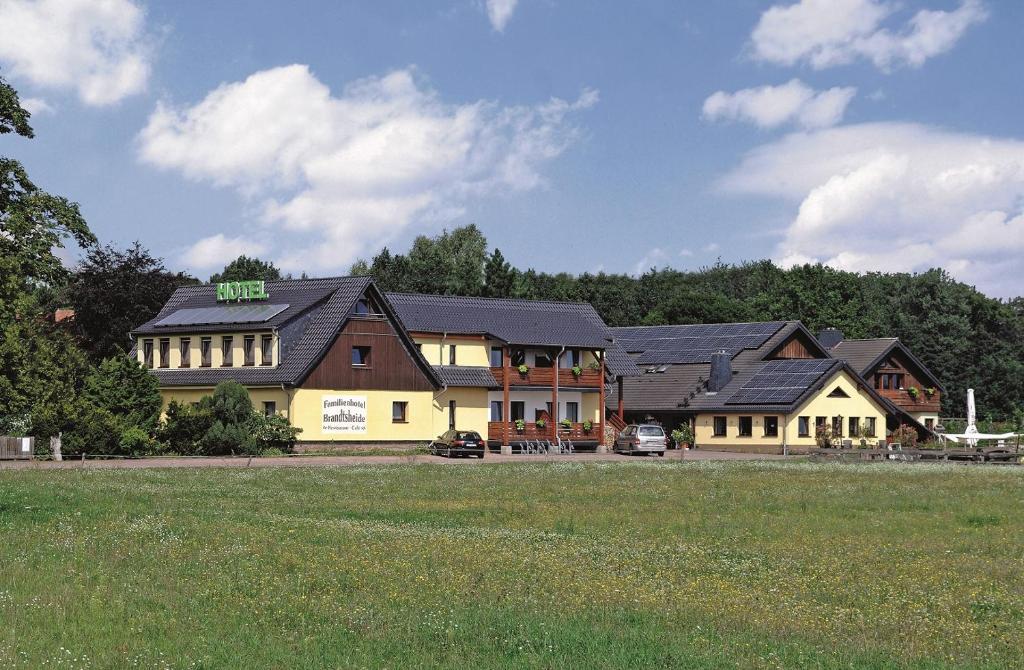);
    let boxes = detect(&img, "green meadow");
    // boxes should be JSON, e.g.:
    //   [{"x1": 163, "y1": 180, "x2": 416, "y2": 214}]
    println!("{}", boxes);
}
[{"x1": 1, "y1": 461, "x2": 1022, "y2": 669}]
